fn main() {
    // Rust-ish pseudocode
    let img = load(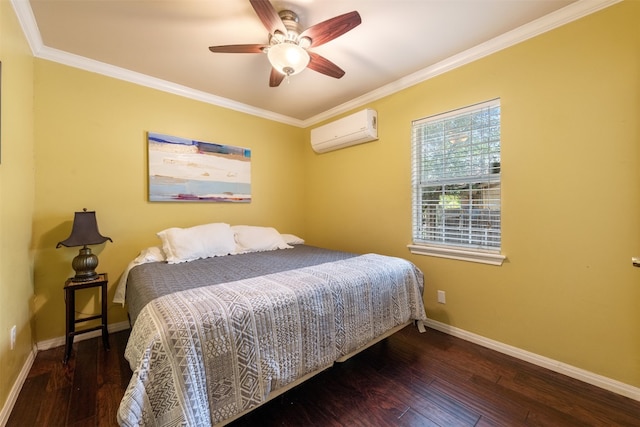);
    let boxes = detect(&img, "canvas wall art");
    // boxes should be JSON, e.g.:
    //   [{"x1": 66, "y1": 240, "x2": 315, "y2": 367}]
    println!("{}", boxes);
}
[{"x1": 148, "y1": 132, "x2": 251, "y2": 202}]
